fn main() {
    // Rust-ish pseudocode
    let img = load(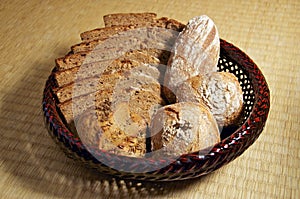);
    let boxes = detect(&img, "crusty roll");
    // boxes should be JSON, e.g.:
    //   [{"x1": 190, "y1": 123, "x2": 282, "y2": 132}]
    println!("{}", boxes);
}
[
  {"x1": 176, "y1": 72, "x2": 244, "y2": 127},
  {"x1": 163, "y1": 15, "x2": 220, "y2": 103},
  {"x1": 150, "y1": 102, "x2": 220, "y2": 157}
]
